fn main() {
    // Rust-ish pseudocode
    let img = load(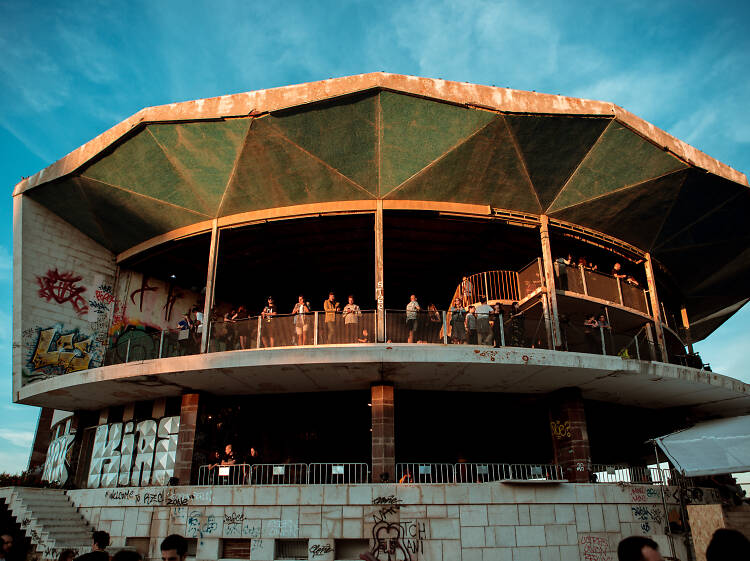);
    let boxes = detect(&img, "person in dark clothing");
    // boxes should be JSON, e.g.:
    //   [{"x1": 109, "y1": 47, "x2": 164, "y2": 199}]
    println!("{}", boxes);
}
[
  {"x1": 1, "y1": 532, "x2": 17, "y2": 561},
  {"x1": 491, "y1": 303, "x2": 504, "y2": 347},
  {"x1": 617, "y1": 536, "x2": 662, "y2": 561},
  {"x1": 706, "y1": 528, "x2": 750, "y2": 560},
  {"x1": 160, "y1": 535, "x2": 188, "y2": 561},
  {"x1": 112, "y1": 552, "x2": 141, "y2": 561},
  {"x1": 74, "y1": 531, "x2": 109, "y2": 561}
]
